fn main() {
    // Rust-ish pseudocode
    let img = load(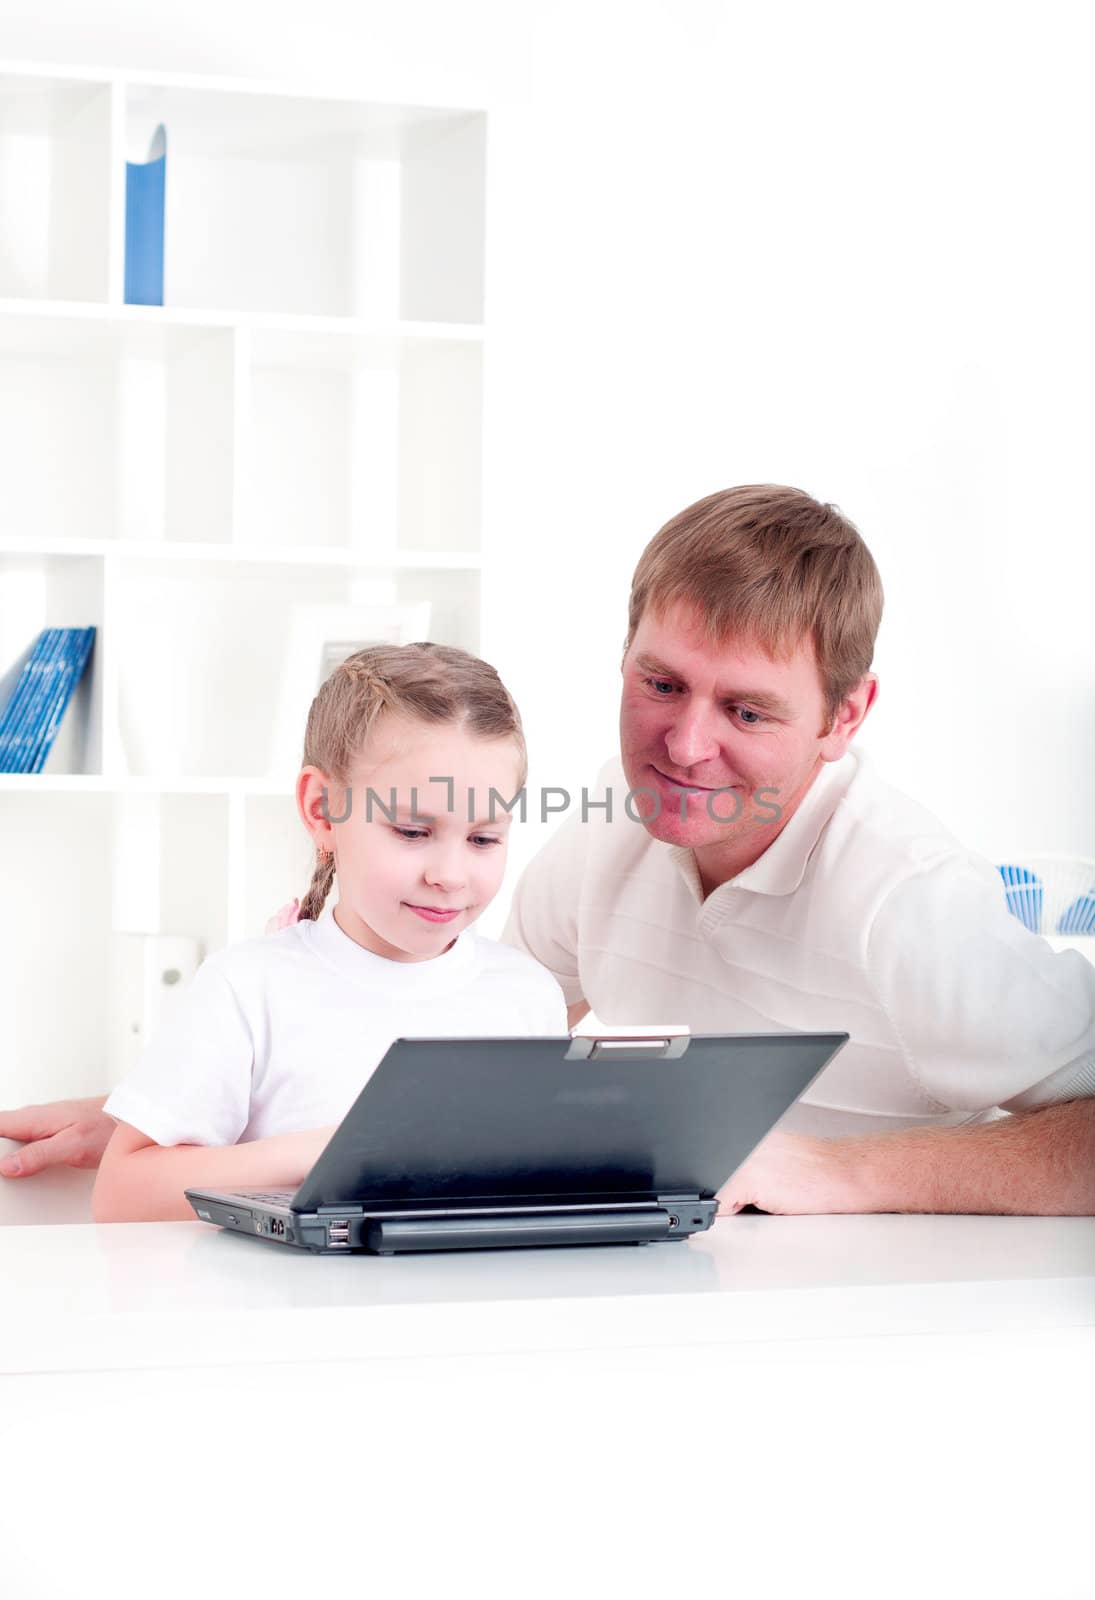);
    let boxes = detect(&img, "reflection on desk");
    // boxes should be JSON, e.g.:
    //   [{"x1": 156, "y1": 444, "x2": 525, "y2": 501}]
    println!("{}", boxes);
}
[{"x1": 2, "y1": 1212, "x2": 1093, "y2": 1377}]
